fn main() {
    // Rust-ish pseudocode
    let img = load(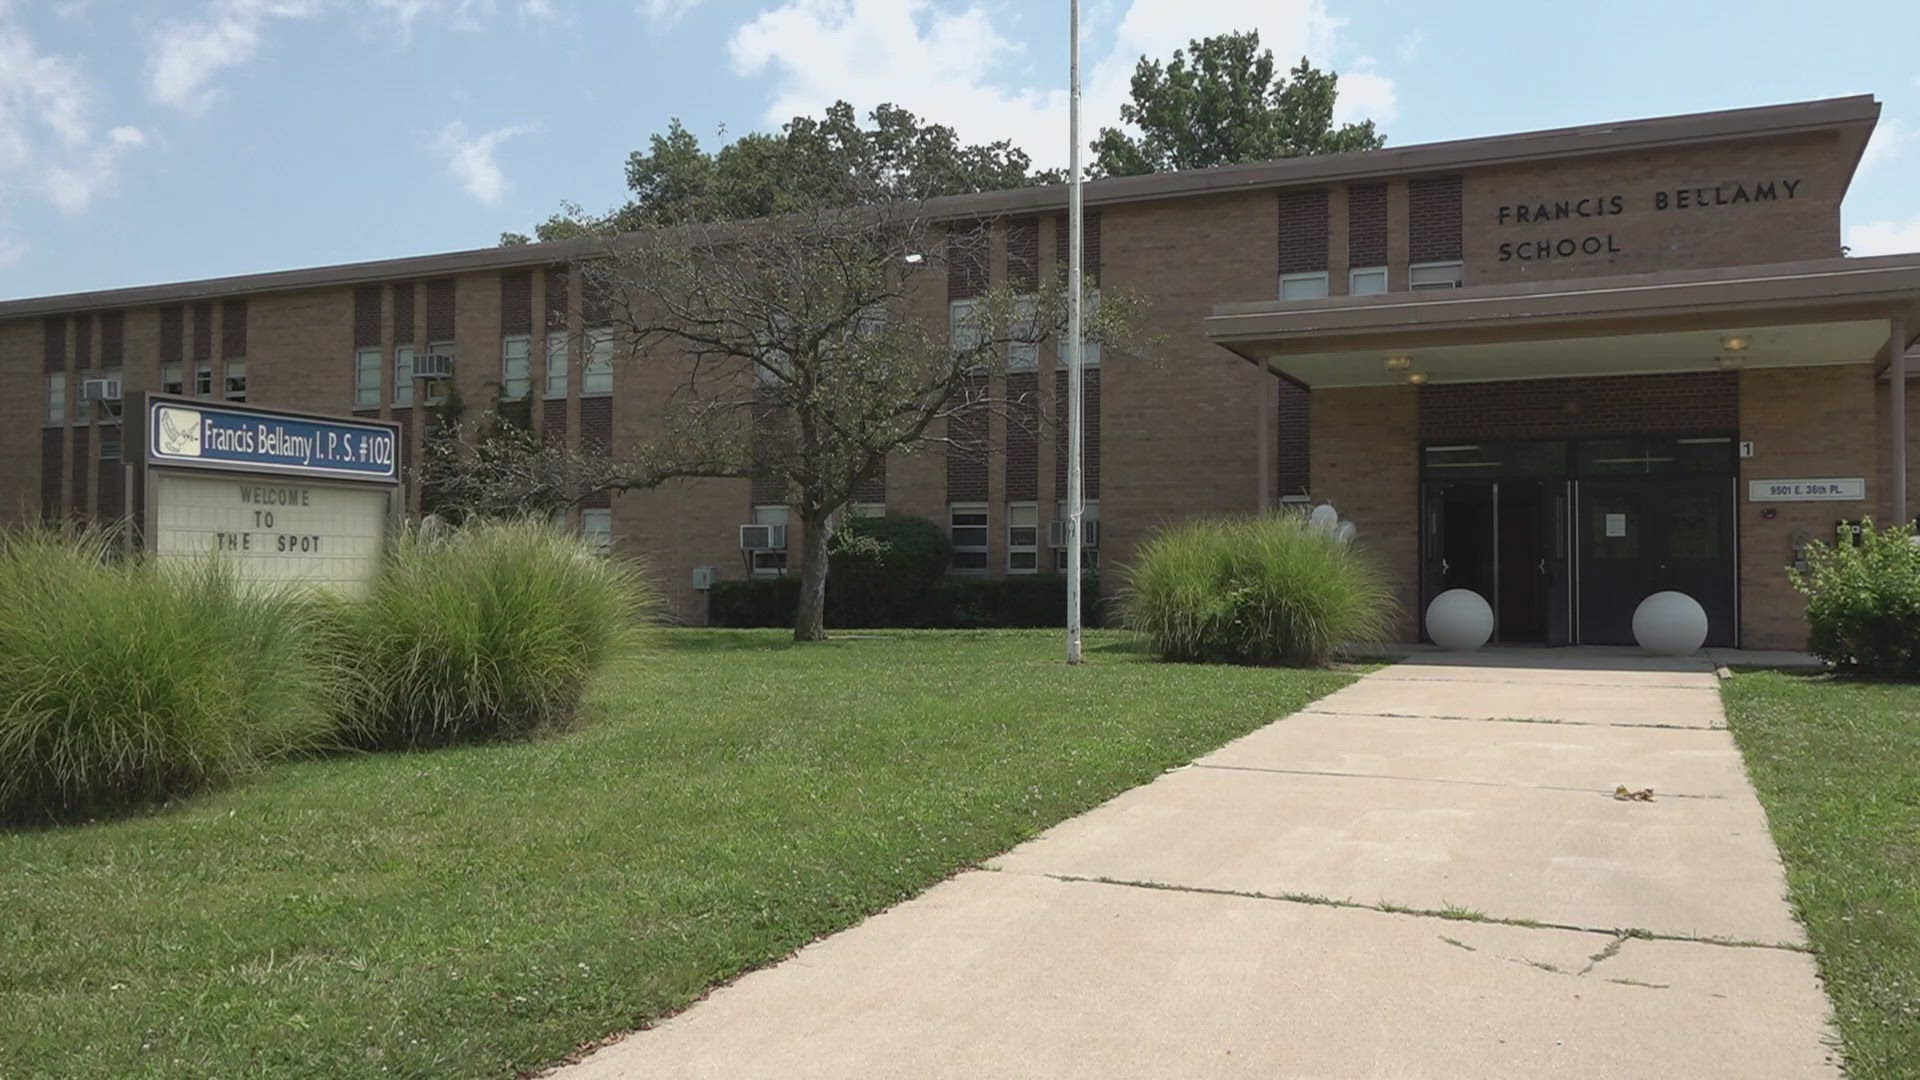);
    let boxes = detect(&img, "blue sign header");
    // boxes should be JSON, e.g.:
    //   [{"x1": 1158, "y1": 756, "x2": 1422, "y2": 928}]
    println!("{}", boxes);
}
[{"x1": 148, "y1": 399, "x2": 399, "y2": 481}]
